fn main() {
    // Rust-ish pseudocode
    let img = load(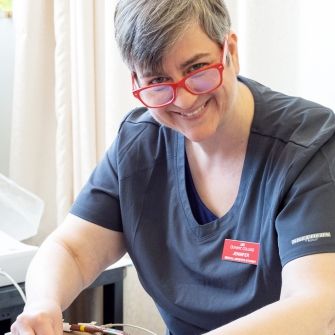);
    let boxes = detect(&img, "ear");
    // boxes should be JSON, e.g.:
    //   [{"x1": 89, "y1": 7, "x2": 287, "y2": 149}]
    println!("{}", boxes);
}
[{"x1": 227, "y1": 32, "x2": 240, "y2": 74}]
